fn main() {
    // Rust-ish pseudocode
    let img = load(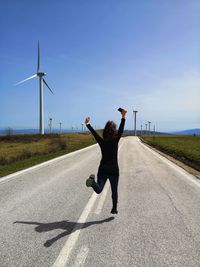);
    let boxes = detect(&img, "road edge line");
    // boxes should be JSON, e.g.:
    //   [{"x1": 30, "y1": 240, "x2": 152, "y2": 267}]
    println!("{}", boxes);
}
[
  {"x1": 139, "y1": 139, "x2": 200, "y2": 188},
  {"x1": 0, "y1": 144, "x2": 97, "y2": 183}
]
